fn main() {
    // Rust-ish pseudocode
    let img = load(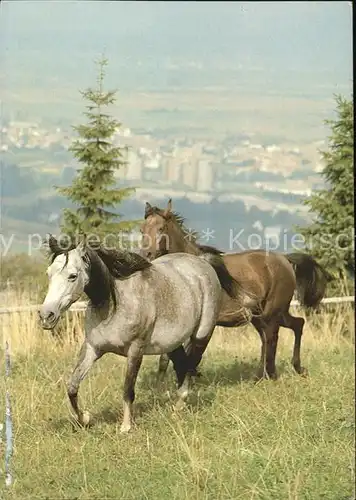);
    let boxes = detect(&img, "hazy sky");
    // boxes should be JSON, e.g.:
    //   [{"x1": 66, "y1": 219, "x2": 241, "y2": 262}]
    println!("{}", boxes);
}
[
  {"x1": 0, "y1": 1, "x2": 353, "y2": 100},
  {"x1": 1, "y1": 1, "x2": 353, "y2": 67}
]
